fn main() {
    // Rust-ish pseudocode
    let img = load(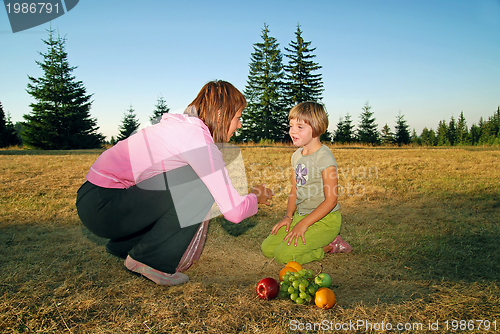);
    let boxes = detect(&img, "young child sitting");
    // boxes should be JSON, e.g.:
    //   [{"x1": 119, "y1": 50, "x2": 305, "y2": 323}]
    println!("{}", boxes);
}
[{"x1": 261, "y1": 101, "x2": 352, "y2": 265}]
